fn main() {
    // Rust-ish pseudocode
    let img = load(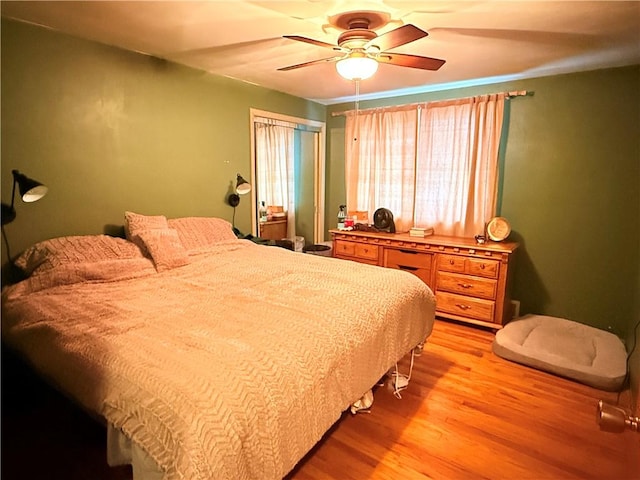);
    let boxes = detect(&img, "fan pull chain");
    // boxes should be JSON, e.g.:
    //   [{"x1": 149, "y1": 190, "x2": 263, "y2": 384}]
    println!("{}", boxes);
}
[{"x1": 353, "y1": 79, "x2": 360, "y2": 142}]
